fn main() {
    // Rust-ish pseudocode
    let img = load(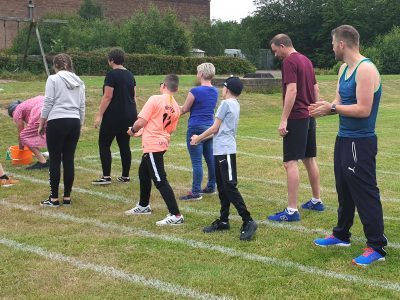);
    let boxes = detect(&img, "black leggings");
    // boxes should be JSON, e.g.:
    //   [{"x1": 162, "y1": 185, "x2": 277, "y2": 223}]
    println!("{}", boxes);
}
[
  {"x1": 98, "y1": 127, "x2": 131, "y2": 177},
  {"x1": 46, "y1": 118, "x2": 81, "y2": 199}
]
